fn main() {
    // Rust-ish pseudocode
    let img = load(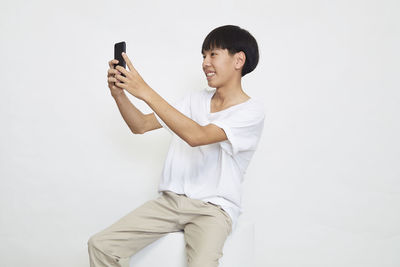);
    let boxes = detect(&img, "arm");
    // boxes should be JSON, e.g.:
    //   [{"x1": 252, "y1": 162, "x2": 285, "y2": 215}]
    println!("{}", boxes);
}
[
  {"x1": 113, "y1": 91, "x2": 162, "y2": 134},
  {"x1": 143, "y1": 89, "x2": 227, "y2": 147},
  {"x1": 113, "y1": 53, "x2": 227, "y2": 146},
  {"x1": 108, "y1": 59, "x2": 161, "y2": 134}
]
